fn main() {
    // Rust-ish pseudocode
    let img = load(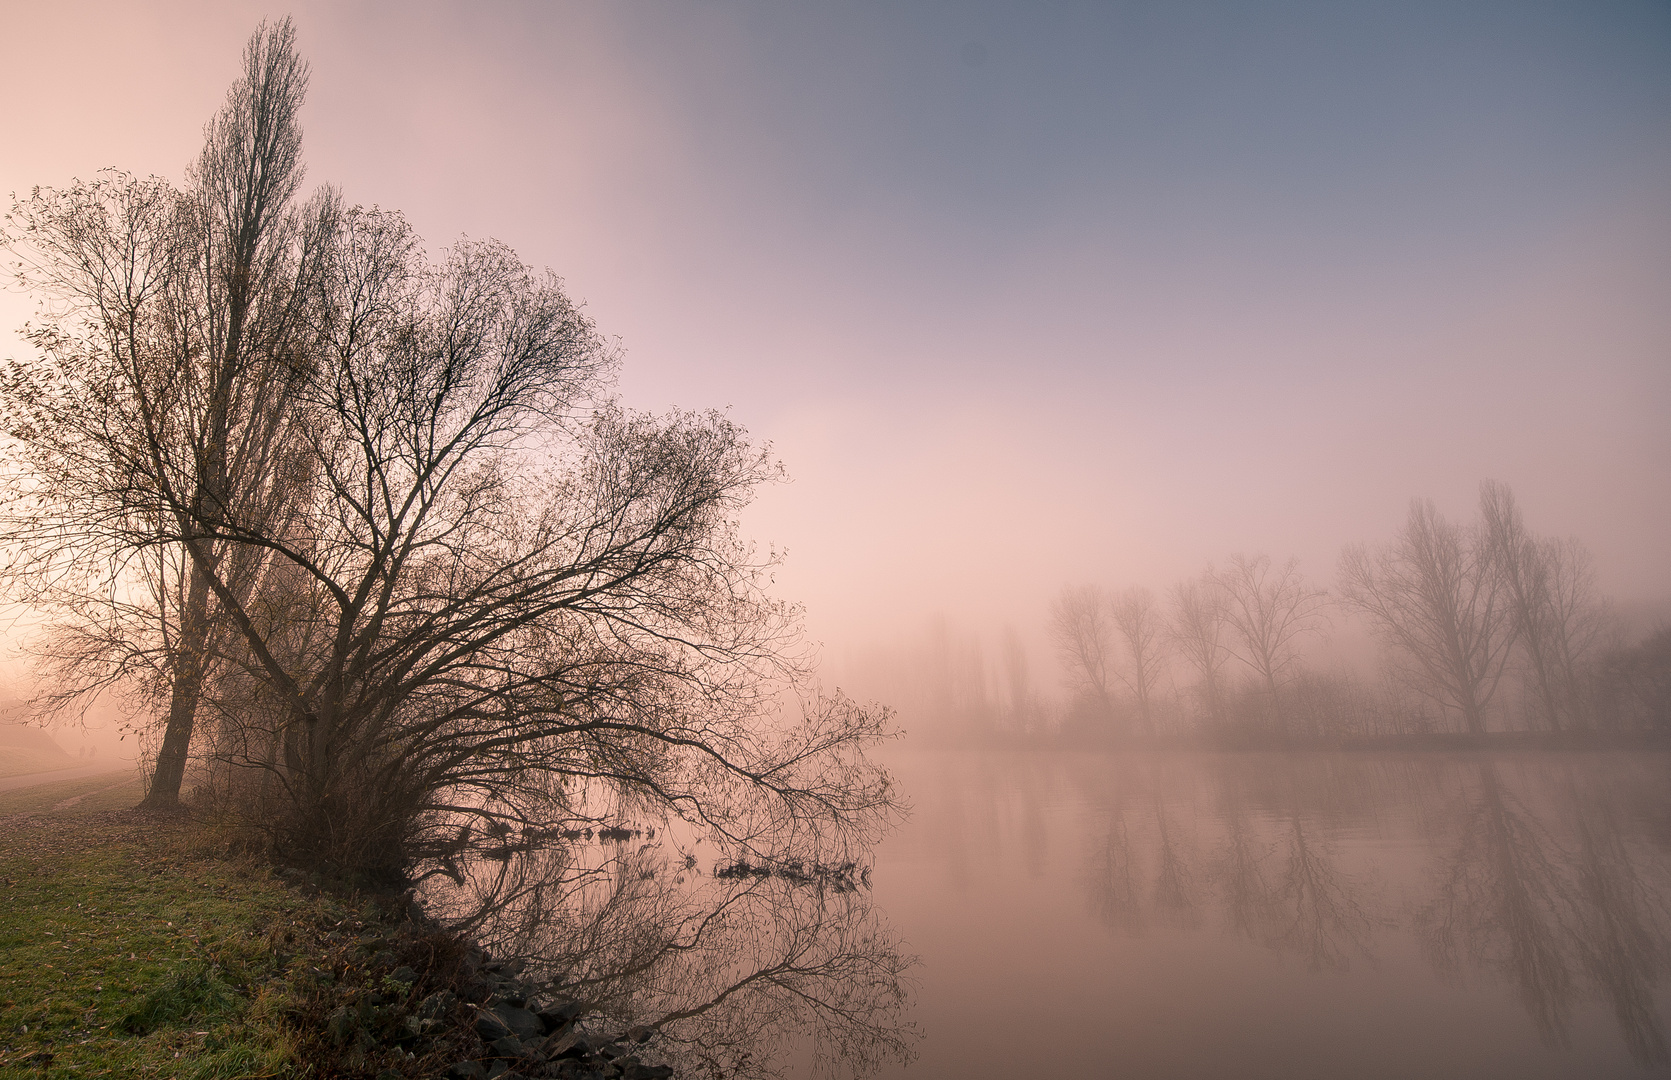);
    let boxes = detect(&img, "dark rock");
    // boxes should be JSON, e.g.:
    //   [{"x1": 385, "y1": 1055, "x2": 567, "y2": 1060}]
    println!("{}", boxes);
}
[
  {"x1": 489, "y1": 957, "x2": 528, "y2": 977},
  {"x1": 492, "y1": 1004, "x2": 545, "y2": 1040},
  {"x1": 418, "y1": 989, "x2": 458, "y2": 1020},
  {"x1": 597, "y1": 1041, "x2": 625, "y2": 1059},
  {"x1": 387, "y1": 965, "x2": 418, "y2": 985},
  {"x1": 536, "y1": 1000, "x2": 585, "y2": 1029},
  {"x1": 490, "y1": 1035, "x2": 525, "y2": 1058},
  {"x1": 623, "y1": 1066, "x2": 673, "y2": 1080},
  {"x1": 546, "y1": 1030, "x2": 592, "y2": 1059},
  {"x1": 448, "y1": 1062, "x2": 487, "y2": 1079},
  {"x1": 326, "y1": 1005, "x2": 359, "y2": 1047},
  {"x1": 624, "y1": 1025, "x2": 652, "y2": 1044},
  {"x1": 476, "y1": 1010, "x2": 512, "y2": 1041}
]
